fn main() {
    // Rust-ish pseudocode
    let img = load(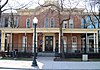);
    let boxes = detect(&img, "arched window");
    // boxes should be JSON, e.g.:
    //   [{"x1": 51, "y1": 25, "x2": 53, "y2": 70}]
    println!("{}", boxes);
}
[
  {"x1": 69, "y1": 19, "x2": 73, "y2": 28},
  {"x1": 26, "y1": 18, "x2": 30, "y2": 28},
  {"x1": 44, "y1": 17, "x2": 49, "y2": 28},
  {"x1": 15, "y1": 17, "x2": 19, "y2": 28},
  {"x1": 50, "y1": 17, "x2": 54, "y2": 28},
  {"x1": 63, "y1": 20, "x2": 68, "y2": 28}
]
